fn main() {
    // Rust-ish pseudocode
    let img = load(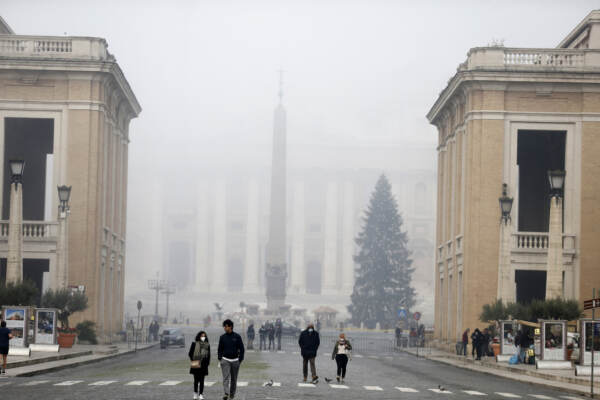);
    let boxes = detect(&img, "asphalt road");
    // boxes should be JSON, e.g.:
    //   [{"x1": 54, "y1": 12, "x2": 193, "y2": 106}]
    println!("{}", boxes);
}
[{"x1": 0, "y1": 332, "x2": 587, "y2": 400}]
